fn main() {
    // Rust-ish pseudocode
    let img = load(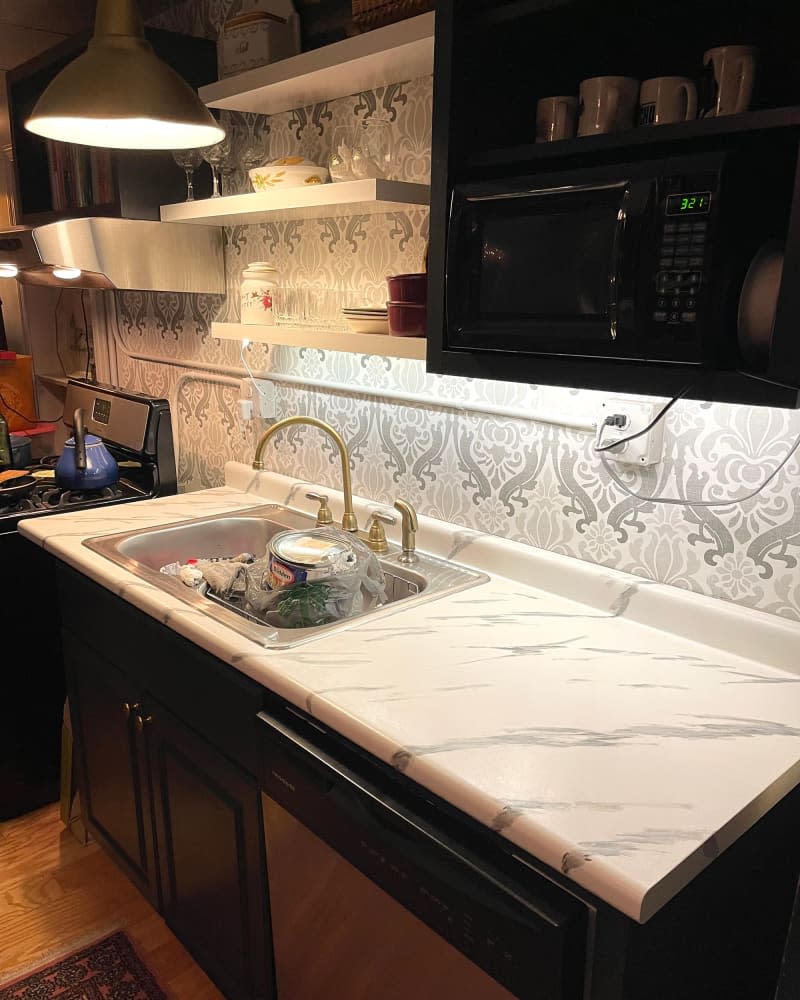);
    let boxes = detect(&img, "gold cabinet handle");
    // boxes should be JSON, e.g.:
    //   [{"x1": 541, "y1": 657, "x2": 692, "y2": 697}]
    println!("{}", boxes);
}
[
  {"x1": 135, "y1": 713, "x2": 153, "y2": 733},
  {"x1": 122, "y1": 701, "x2": 140, "y2": 719}
]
